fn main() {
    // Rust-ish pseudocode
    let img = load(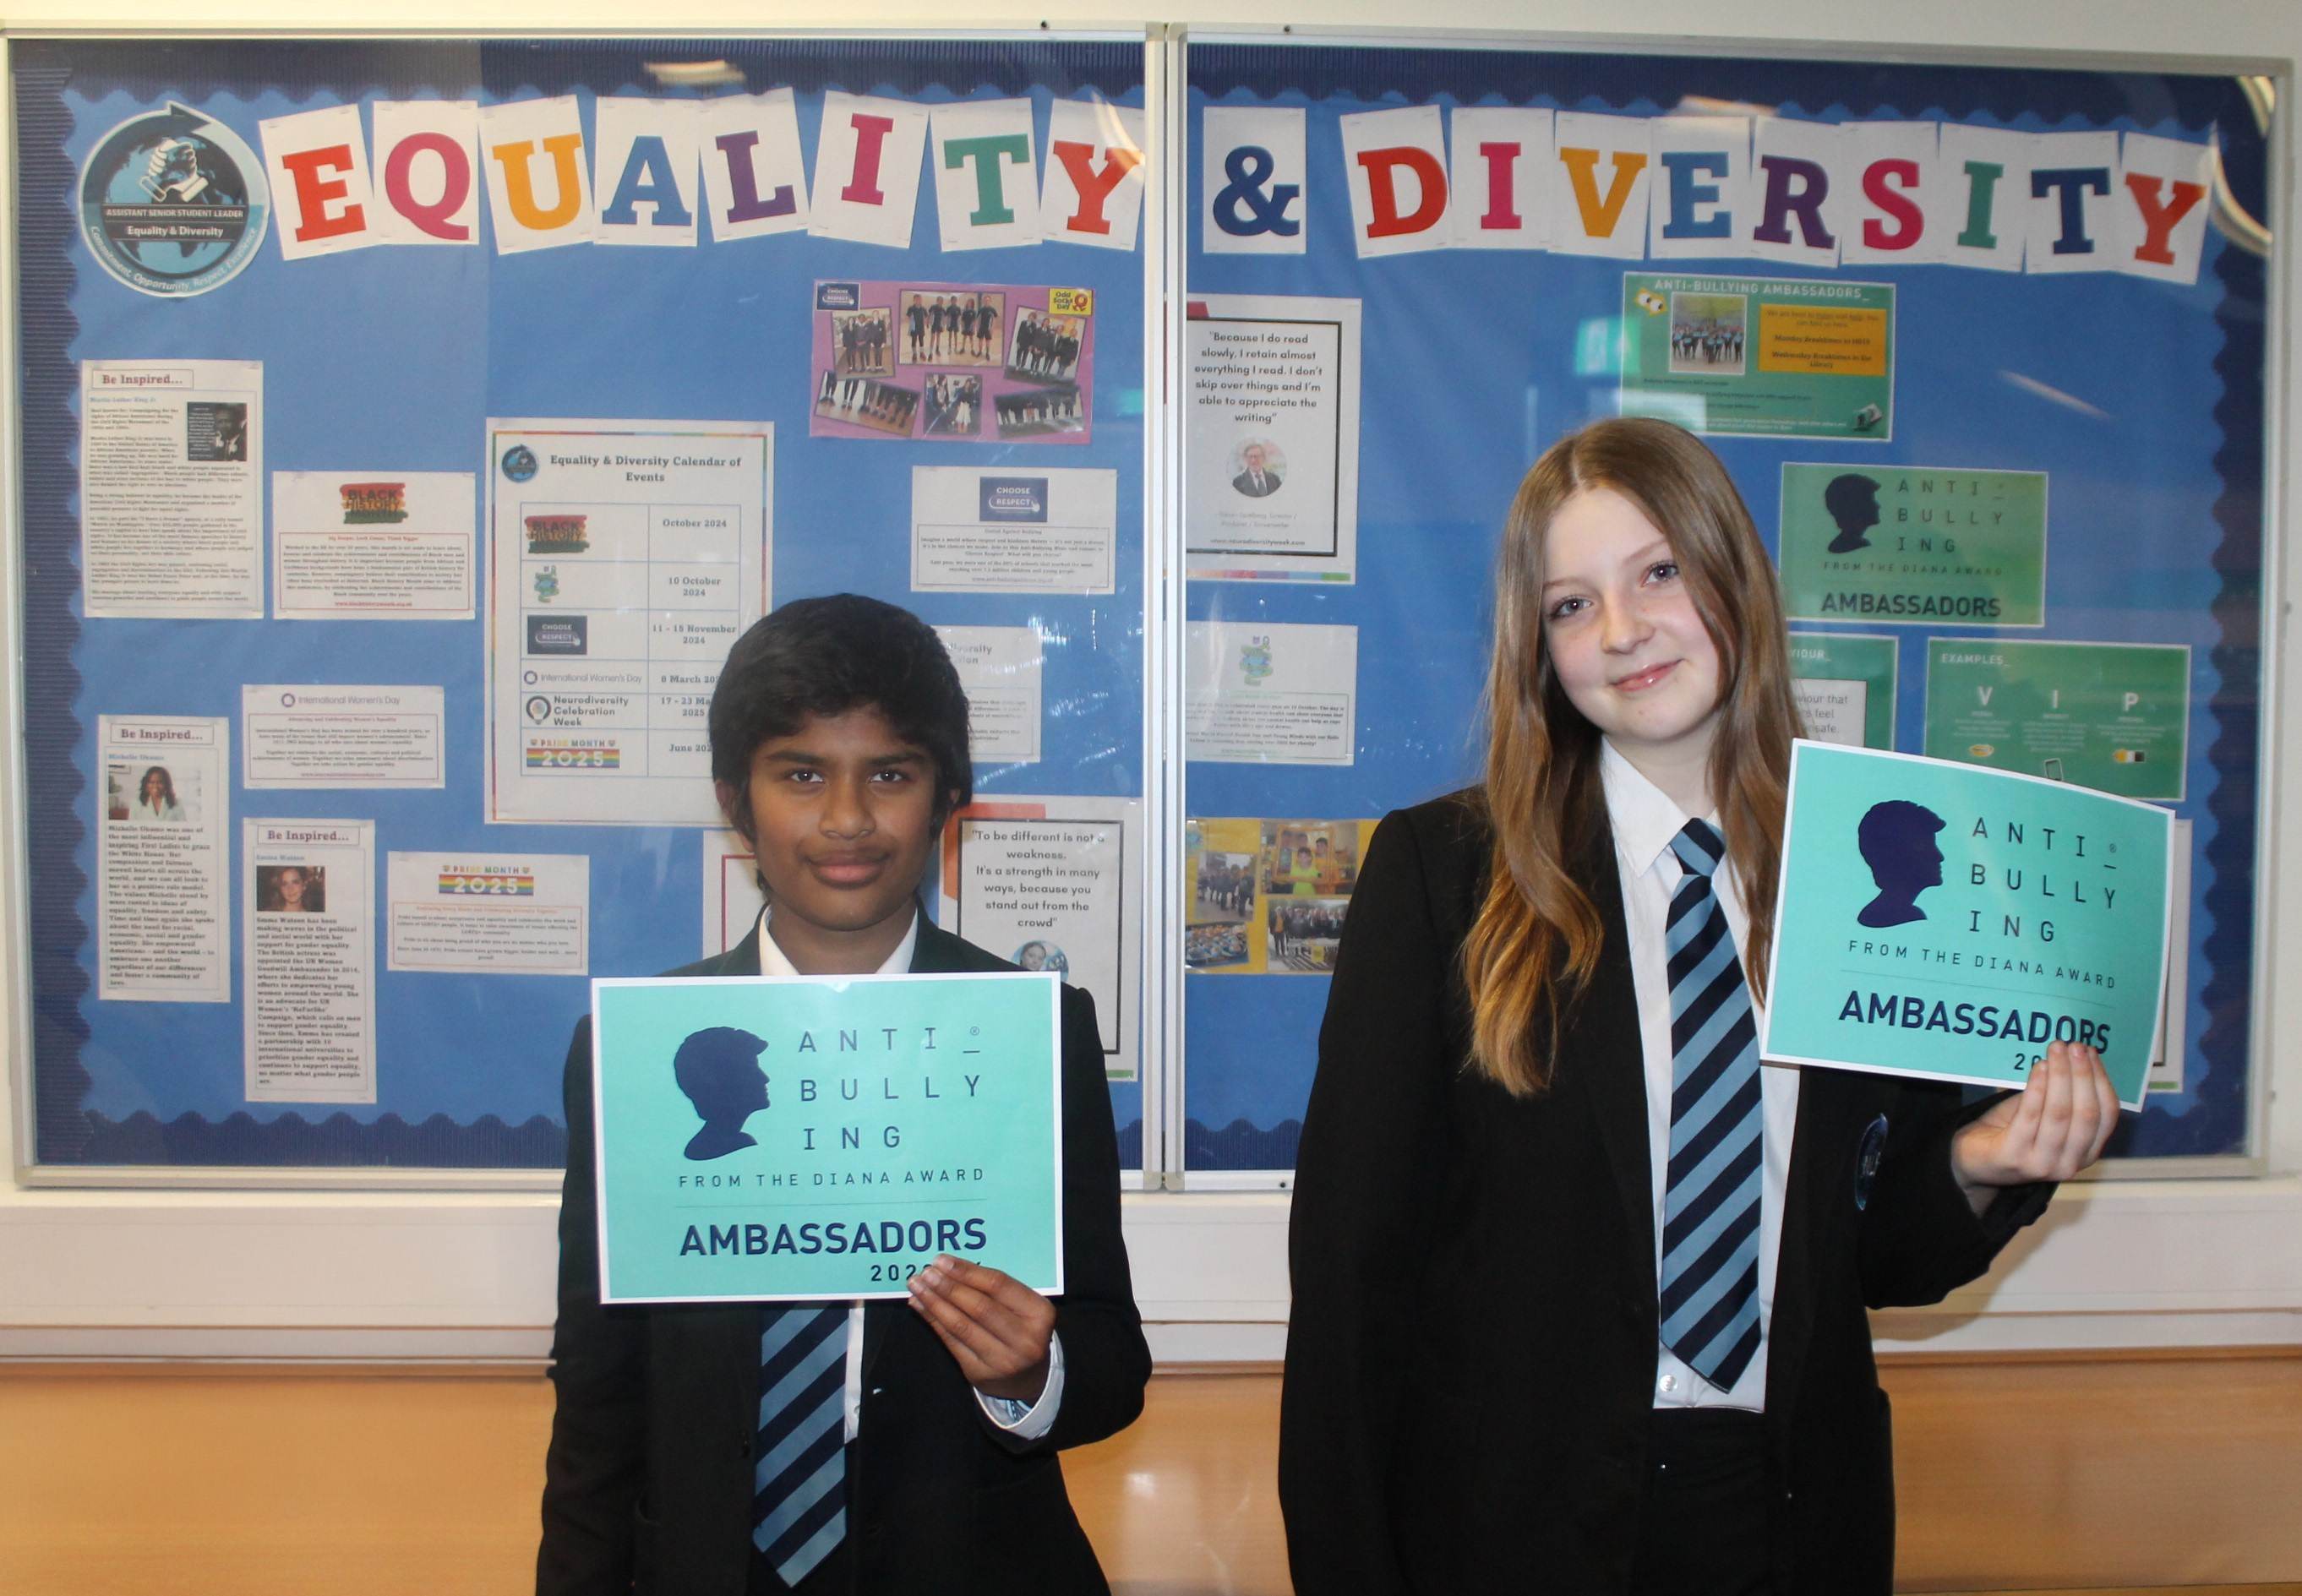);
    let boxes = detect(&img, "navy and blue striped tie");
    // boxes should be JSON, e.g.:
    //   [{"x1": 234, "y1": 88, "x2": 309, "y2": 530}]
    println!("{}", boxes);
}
[
  {"x1": 753, "y1": 1303, "x2": 849, "y2": 1586},
  {"x1": 1657, "y1": 818, "x2": 1765, "y2": 1392}
]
